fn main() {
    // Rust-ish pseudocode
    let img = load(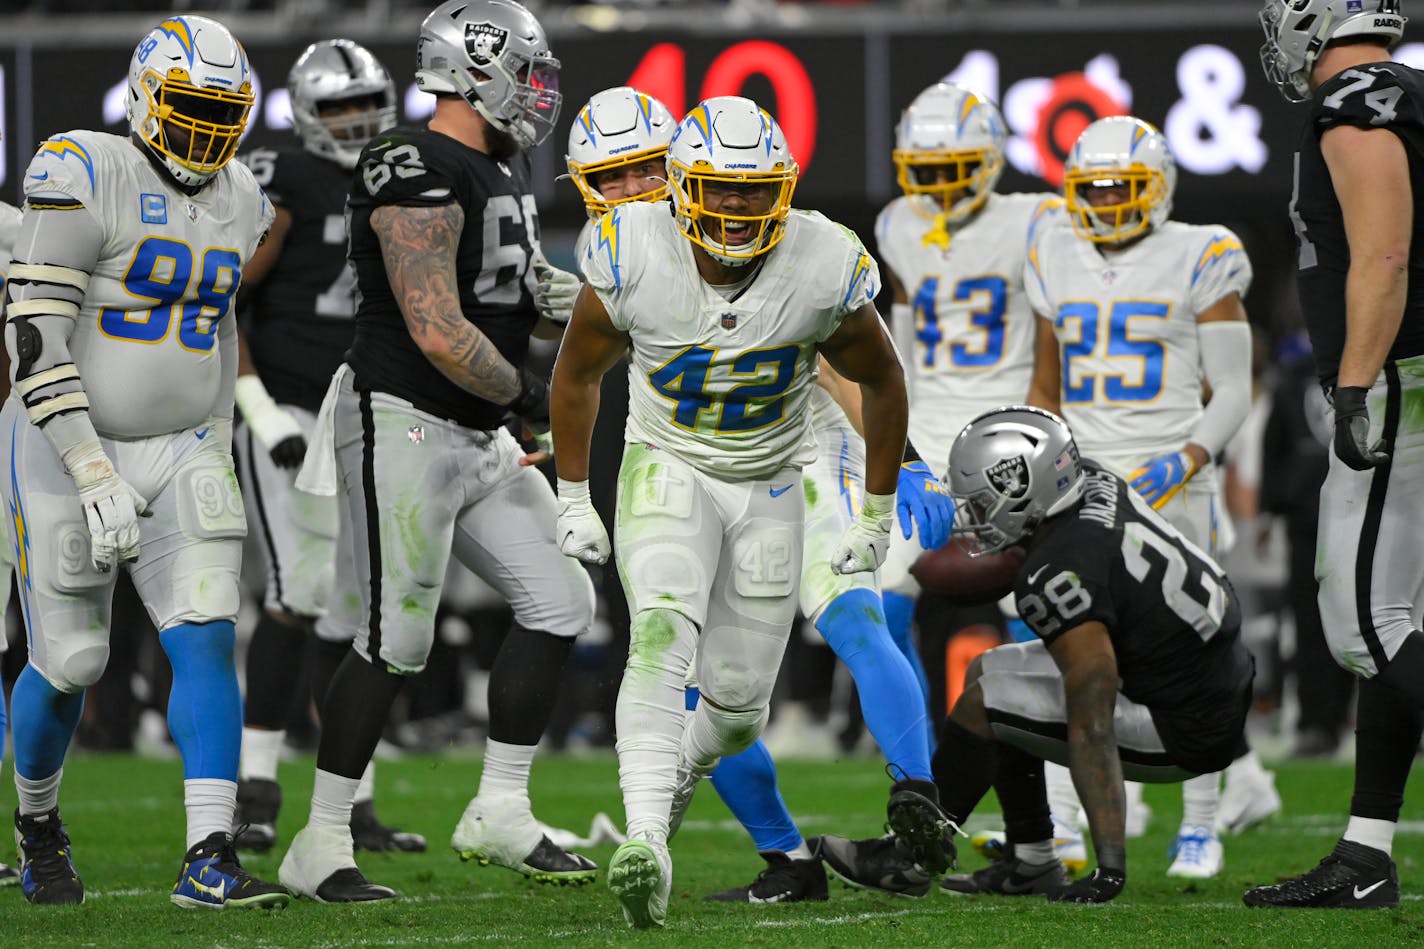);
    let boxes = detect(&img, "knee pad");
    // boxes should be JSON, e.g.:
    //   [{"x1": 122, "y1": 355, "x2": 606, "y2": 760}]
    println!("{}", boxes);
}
[
  {"x1": 54, "y1": 642, "x2": 110, "y2": 692},
  {"x1": 696, "y1": 700, "x2": 769, "y2": 760},
  {"x1": 628, "y1": 608, "x2": 698, "y2": 677}
]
